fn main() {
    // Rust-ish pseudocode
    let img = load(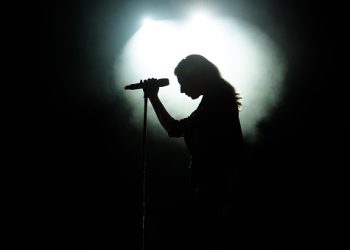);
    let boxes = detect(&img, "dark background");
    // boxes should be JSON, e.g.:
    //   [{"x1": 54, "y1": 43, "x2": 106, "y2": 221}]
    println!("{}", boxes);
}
[{"x1": 7, "y1": 0, "x2": 343, "y2": 249}]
